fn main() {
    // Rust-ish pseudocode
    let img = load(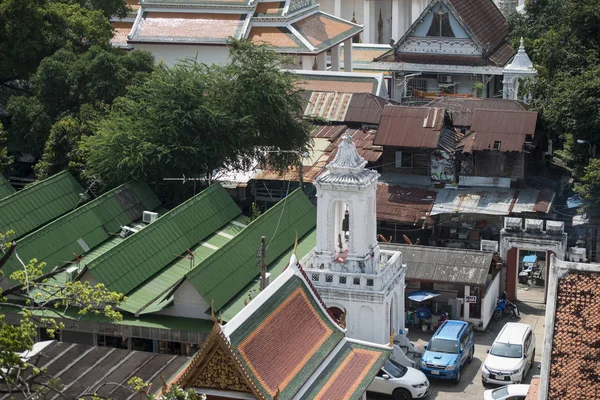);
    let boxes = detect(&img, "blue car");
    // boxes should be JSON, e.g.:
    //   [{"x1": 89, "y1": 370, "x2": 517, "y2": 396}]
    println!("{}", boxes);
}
[{"x1": 418, "y1": 320, "x2": 475, "y2": 383}]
